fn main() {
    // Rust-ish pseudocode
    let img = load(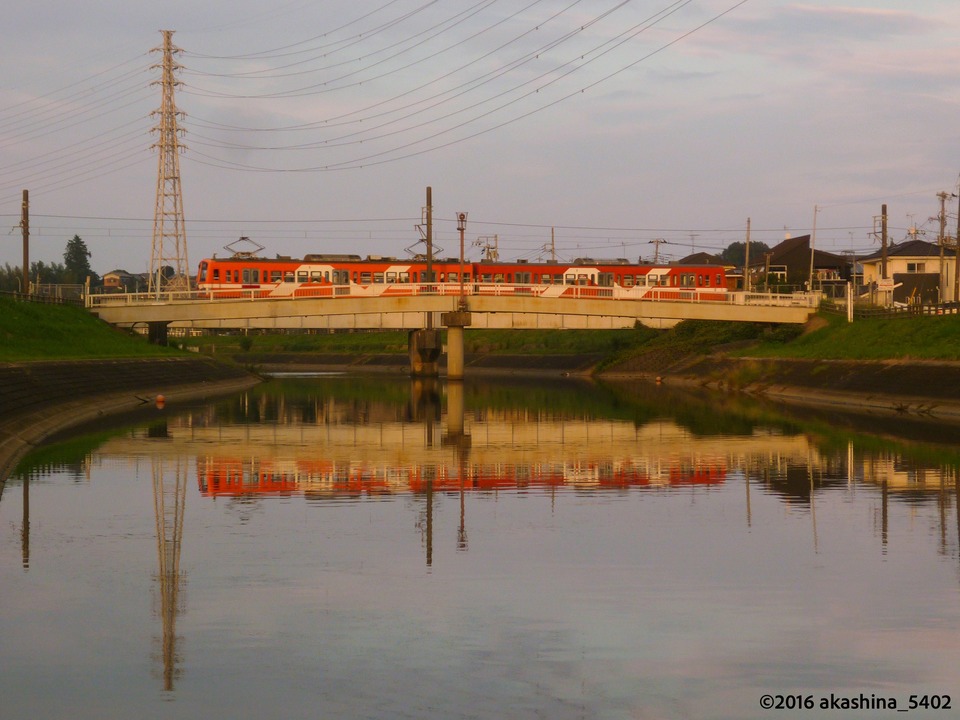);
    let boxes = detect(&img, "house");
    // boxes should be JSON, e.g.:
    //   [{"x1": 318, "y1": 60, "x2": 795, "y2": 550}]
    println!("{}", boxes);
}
[
  {"x1": 101, "y1": 269, "x2": 145, "y2": 292},
  {"x1": 746, "y1": 235, "x2": 849, "y2": 292},
  {"x1": 859, "y1": 239, "x2": 957, "y2": 305}
]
